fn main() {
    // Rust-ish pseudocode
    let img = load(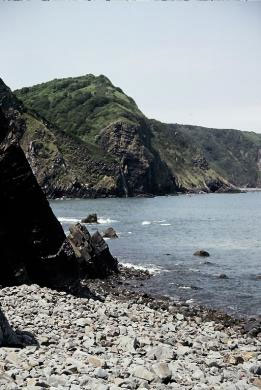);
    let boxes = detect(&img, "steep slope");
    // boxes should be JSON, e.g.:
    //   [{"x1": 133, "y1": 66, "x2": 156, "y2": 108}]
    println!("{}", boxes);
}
[
  {"x1": 15, "y1": 75, "x2": 179, "y2": 196},
  {"x1": 150, "y1": 121, "x2": 261, "y2": 190},
  {"x1": 20, "y1": 109, "x2": 125, "y2": 198},
  {"x1": 0, "y1": 78, "x2": 78, "y2": 287},
  {"x1": 14, "y1": 74, "x2": 261, "y2": 195}
]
